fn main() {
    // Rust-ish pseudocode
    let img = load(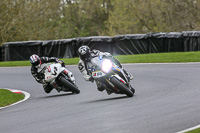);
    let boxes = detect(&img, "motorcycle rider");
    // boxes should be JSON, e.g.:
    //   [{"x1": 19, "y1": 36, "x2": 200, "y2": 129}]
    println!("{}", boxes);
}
[
  {"x1": 29, "y1": 54, "x2": 65, "y2": 93},
  {"x1": 78, "y1": 45, "x2": 133, "y2": 94}
]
